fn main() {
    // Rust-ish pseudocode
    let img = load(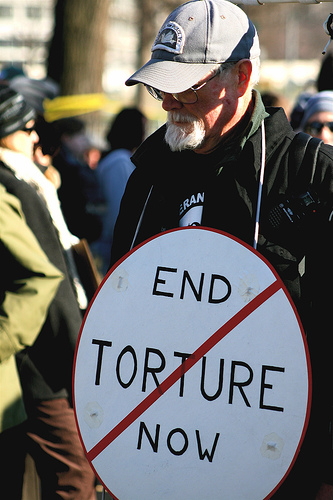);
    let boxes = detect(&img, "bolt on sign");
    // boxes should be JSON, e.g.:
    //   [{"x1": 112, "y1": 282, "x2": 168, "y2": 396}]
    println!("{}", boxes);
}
[{"x1": 73, "y1": 227, "x2": 311, "y2": 500}]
